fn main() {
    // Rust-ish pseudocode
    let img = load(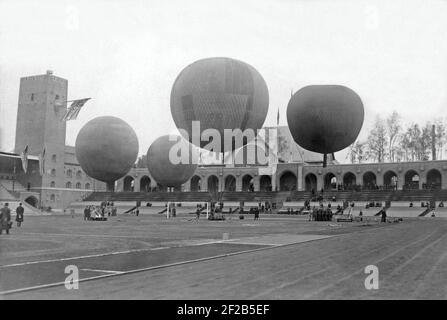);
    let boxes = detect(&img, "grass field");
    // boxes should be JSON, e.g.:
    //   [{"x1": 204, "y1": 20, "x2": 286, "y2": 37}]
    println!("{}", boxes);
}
[{"x1": 0, "y1": 212, "x2": 446, "y2": 299}]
